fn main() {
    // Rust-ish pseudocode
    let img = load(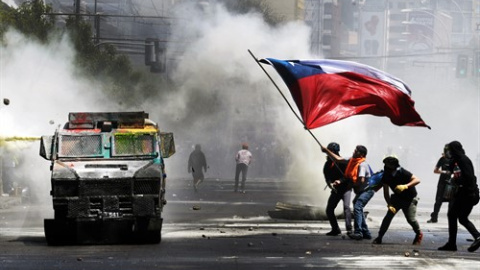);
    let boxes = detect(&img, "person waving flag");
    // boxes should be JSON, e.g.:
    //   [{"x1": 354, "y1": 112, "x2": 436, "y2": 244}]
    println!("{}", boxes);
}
[{"x1": 260, "y1": 58, "x2": 430, "y2": 129}]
